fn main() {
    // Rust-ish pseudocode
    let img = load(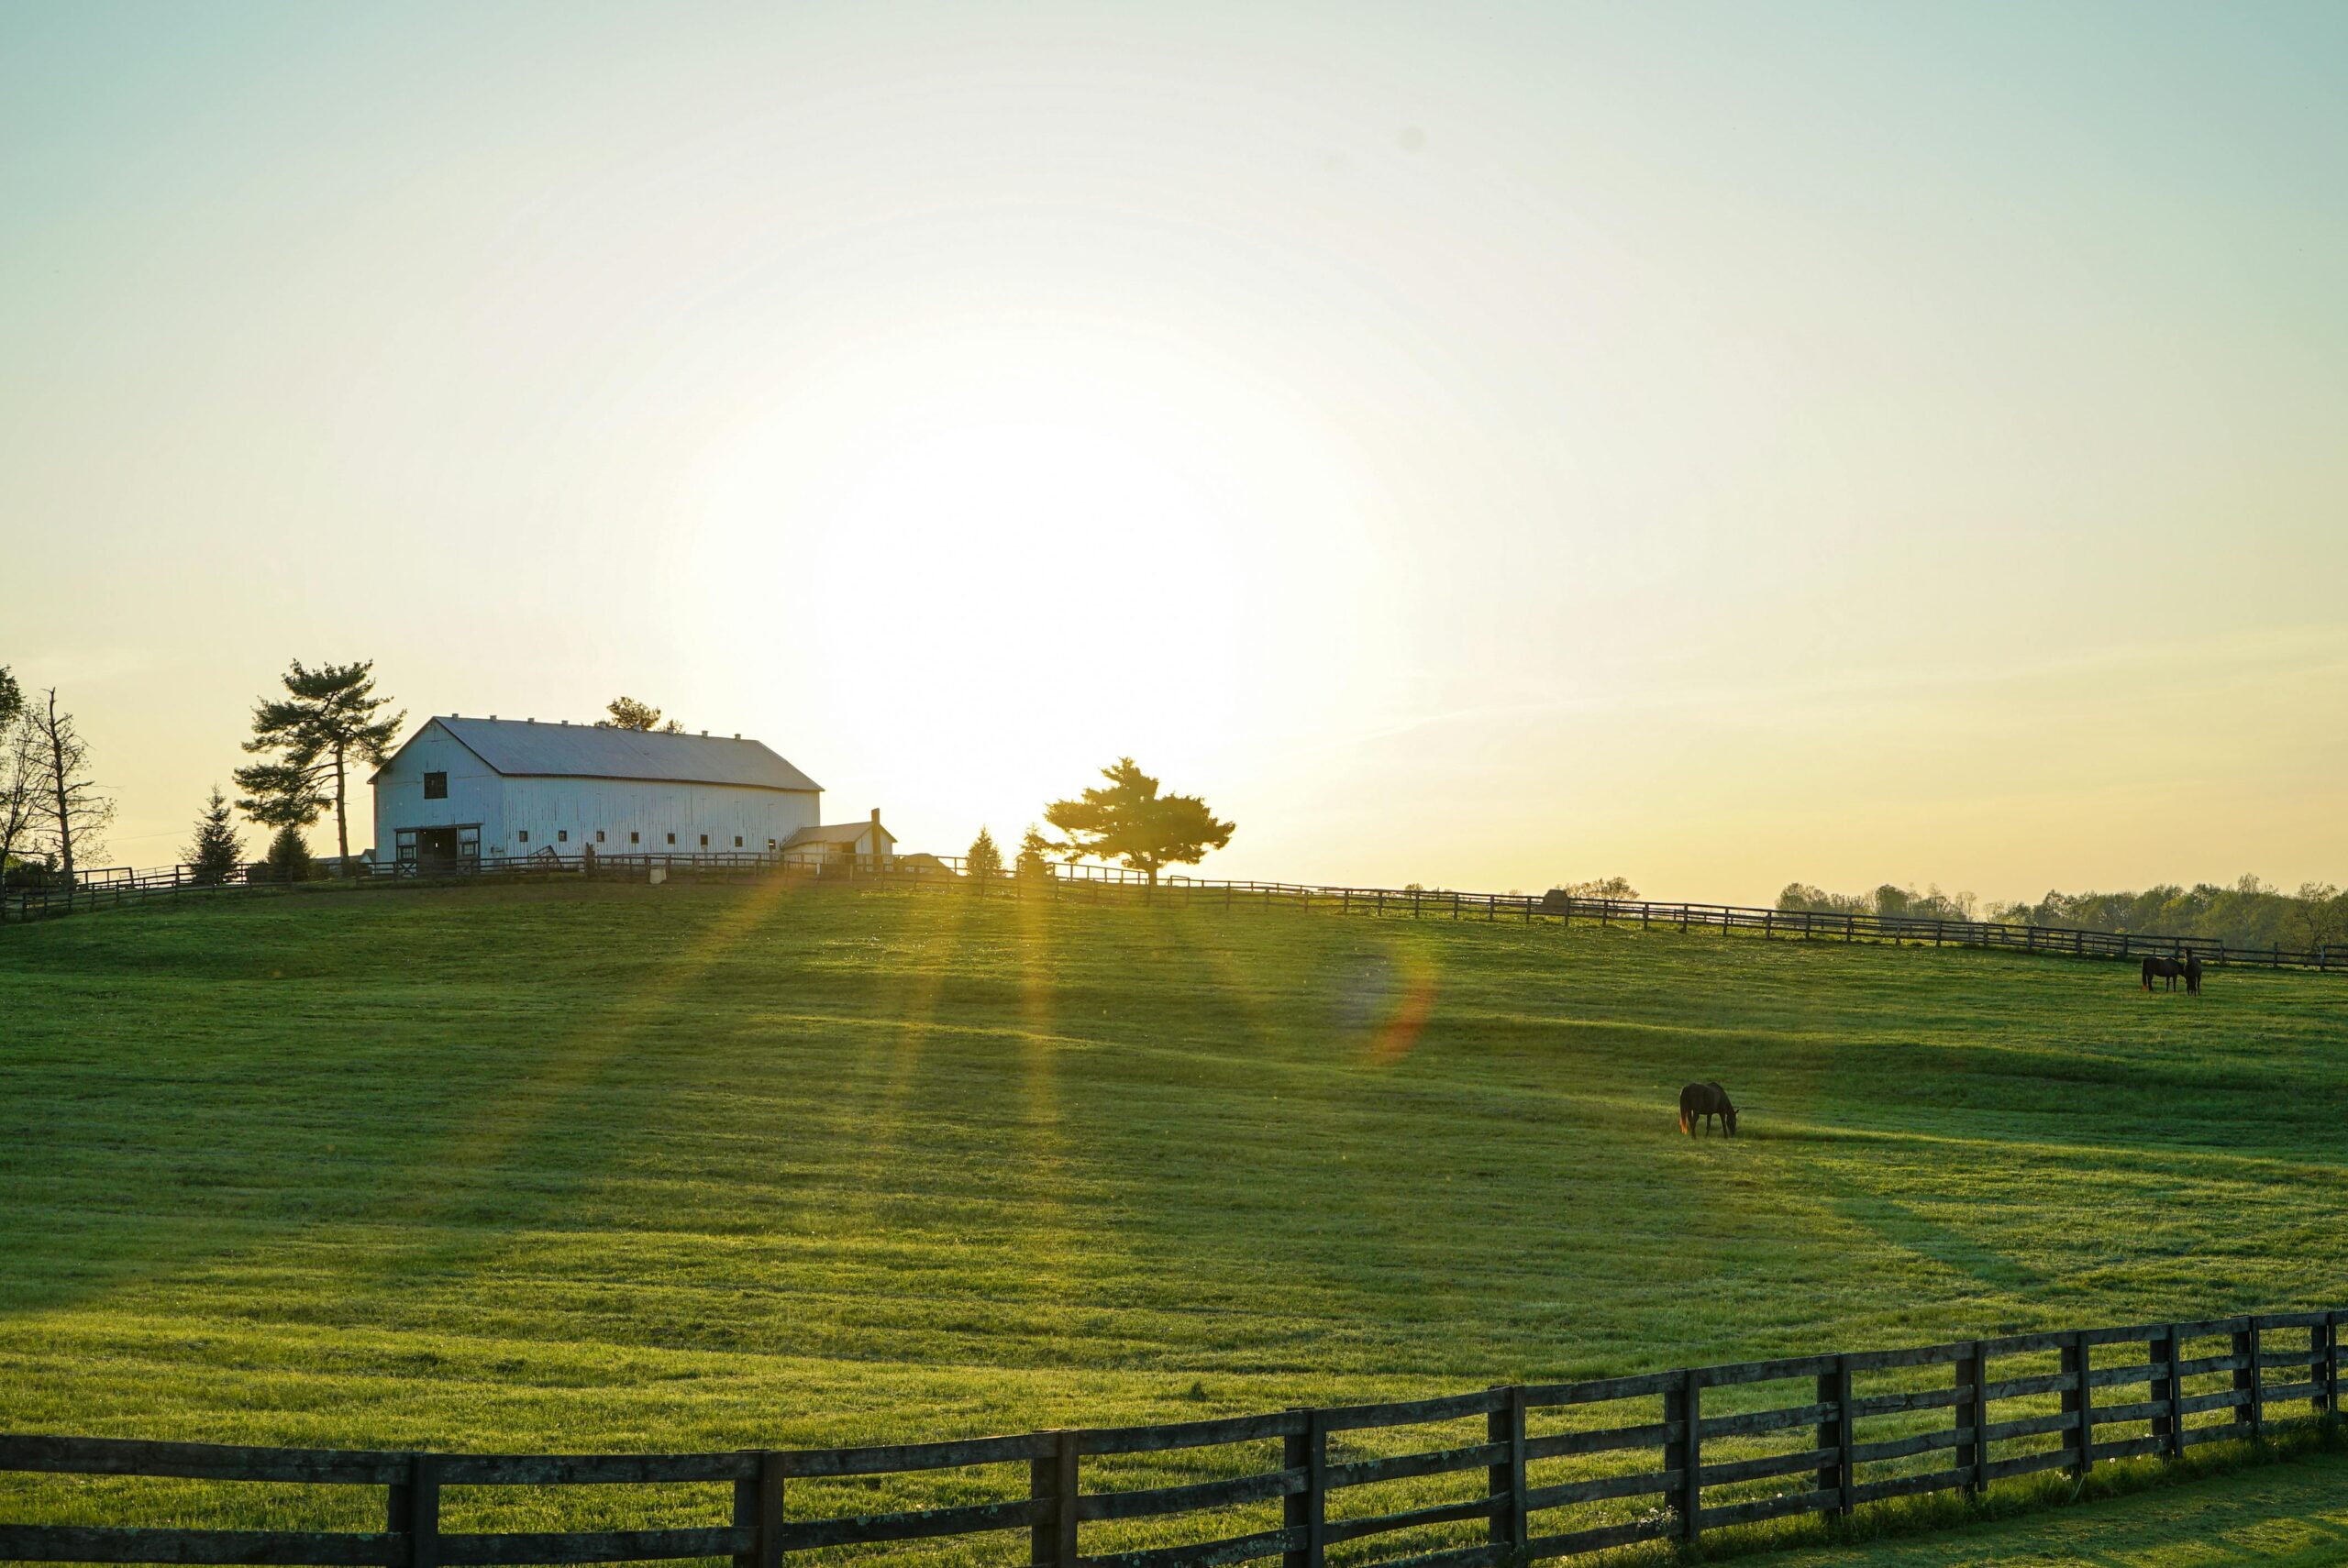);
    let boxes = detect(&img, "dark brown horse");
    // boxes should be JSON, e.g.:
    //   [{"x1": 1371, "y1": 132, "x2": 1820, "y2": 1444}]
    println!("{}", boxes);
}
[
  {"x1": 2185, "y1": 954, "x2": 2204, "y2": 995},
  {"x1": 2142, "y1": 956, "x2": 2186, "y2": 992},
  {"x1": 1678, "y1": 1082, "x2": 1737, "y2": 1137}
]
